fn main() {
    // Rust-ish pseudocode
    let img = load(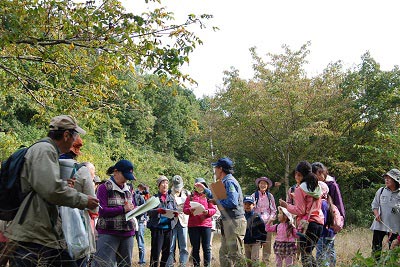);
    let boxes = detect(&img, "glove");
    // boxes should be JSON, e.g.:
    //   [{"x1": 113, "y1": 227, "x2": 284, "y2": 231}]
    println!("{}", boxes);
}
[
  {"x1": 157, "y1": 208, "x2": 166, "y2": 214},
  {"x1": 173, "y1": 212, "x2": 179, "y2": 217}
]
